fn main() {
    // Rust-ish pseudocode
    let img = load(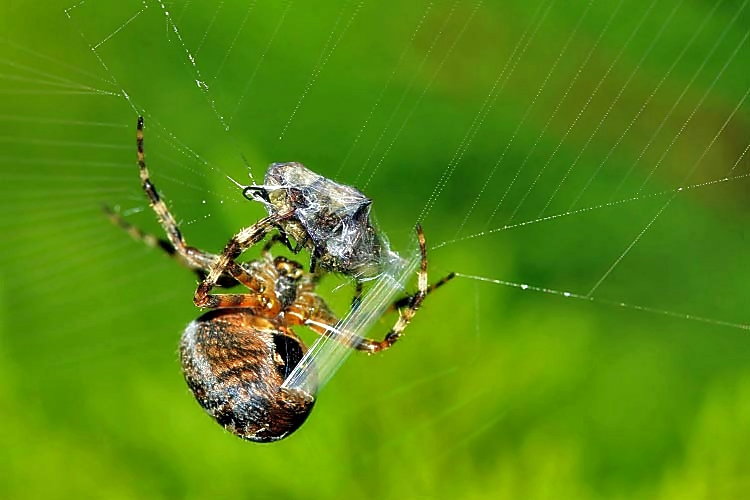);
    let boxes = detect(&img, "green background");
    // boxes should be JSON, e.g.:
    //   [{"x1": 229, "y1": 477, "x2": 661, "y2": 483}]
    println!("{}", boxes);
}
[{"x1": 1, "y1": 0, "x2": 749, "y2": 498}]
